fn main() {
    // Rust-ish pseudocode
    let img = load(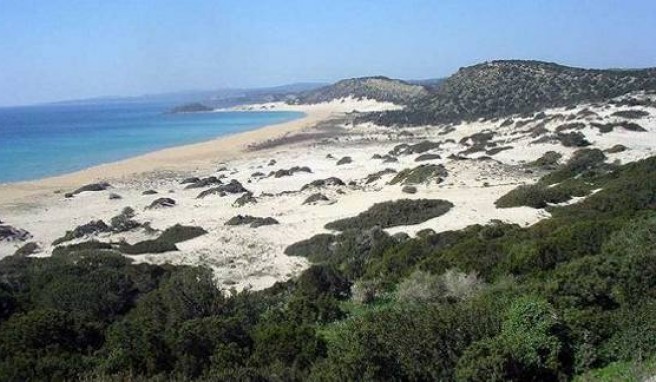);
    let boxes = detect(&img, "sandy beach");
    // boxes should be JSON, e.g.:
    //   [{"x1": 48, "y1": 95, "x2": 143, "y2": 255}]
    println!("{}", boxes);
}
[{"x1": 2, "y1": 93, "x2": 655, "y2": 291}]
